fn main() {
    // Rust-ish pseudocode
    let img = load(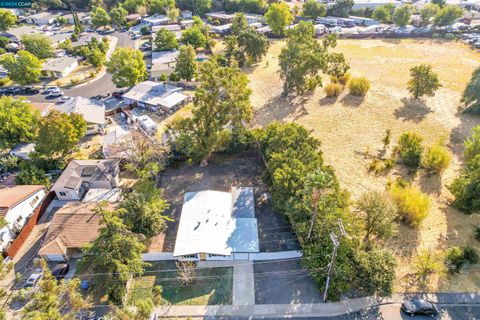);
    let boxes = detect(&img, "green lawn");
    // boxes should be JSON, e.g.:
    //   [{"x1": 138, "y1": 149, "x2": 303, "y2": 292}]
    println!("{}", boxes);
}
[{"x1": 129, "y1": 261, "x2": 233, "y2": 305}]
